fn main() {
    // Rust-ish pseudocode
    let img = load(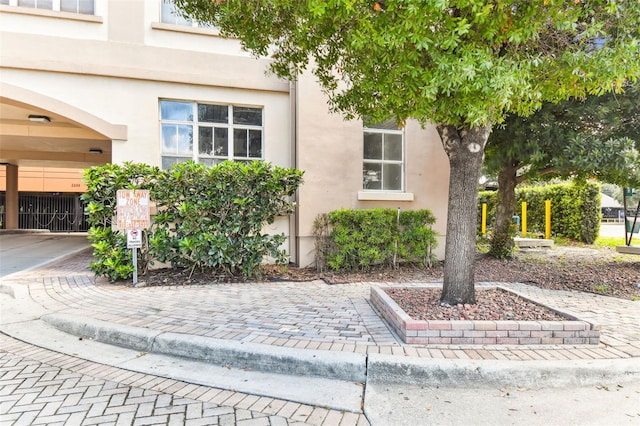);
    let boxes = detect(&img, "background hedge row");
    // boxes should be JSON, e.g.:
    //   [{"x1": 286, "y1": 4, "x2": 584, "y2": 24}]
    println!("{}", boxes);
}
[{"x1": 478, "y1": 181, "x2": 601, "y2": 243}]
